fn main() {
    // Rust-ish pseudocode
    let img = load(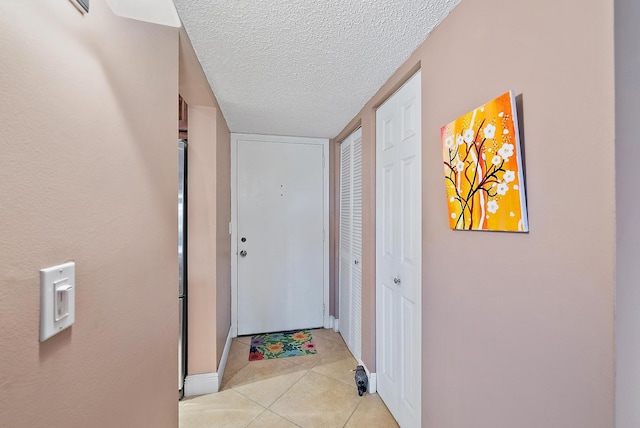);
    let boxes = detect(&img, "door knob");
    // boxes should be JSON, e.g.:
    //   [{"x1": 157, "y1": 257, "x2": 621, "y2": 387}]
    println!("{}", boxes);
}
[
  {"x1": 240, "y1": 250, "x2": 247, "y2": 257},
  {"x1": 354, "y1": 260, "x2": 359, "y2": 265},
  {"x1": 393, "y1": 277, "x2": 401, "y2": 285}
]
